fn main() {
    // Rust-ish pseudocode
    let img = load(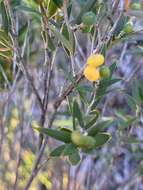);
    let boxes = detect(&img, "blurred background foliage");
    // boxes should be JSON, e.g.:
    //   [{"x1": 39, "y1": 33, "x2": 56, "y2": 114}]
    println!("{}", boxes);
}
[{"x1": 0, "y1": 0, "x2": 143, "y2": 190}]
